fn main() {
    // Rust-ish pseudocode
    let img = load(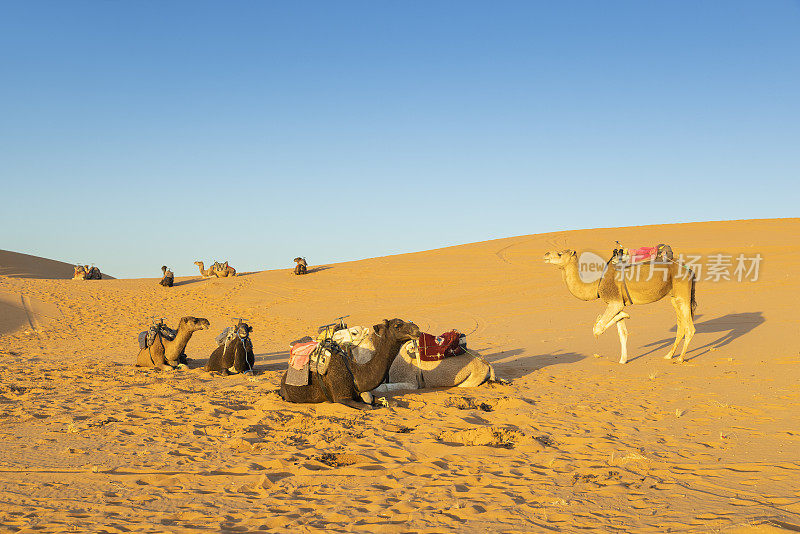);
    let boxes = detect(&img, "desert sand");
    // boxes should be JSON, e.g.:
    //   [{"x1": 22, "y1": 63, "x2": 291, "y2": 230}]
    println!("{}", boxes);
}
[{"x1": 0, "y1": 218, "x2": 798, "y2": 533}]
